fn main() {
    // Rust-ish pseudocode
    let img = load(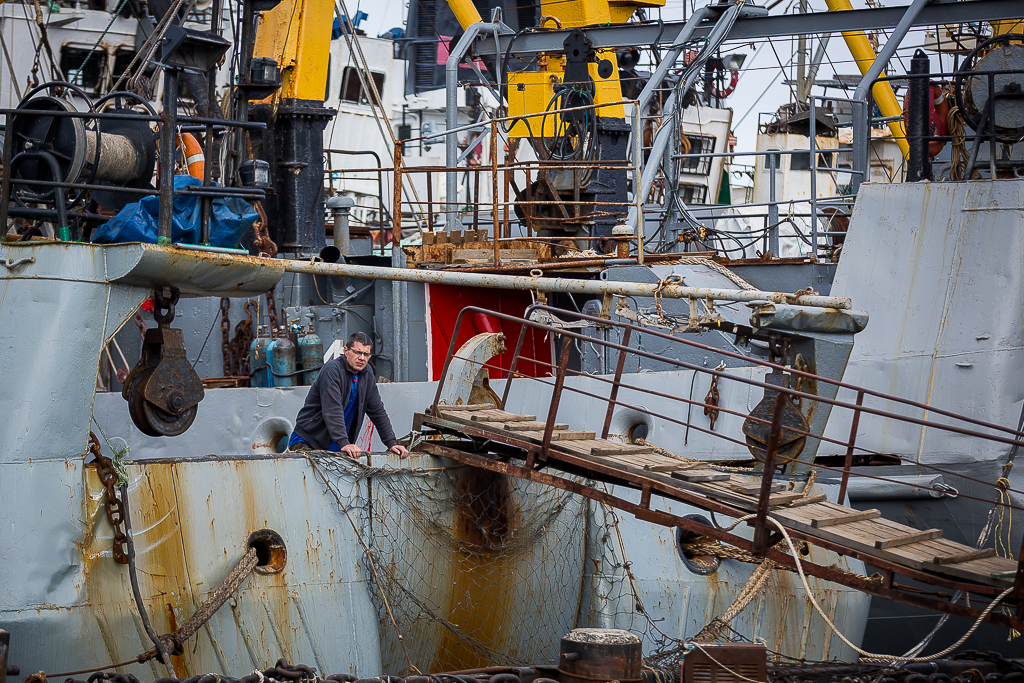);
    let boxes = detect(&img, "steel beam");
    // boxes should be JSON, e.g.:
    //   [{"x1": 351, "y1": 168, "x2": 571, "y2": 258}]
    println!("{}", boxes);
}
[
  {"x1": 474, "y1": 0, "x2": 1023, "y2": 55},
  {"x1": 282, "y1": 258, "x2": 854, "y2": 309}
]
